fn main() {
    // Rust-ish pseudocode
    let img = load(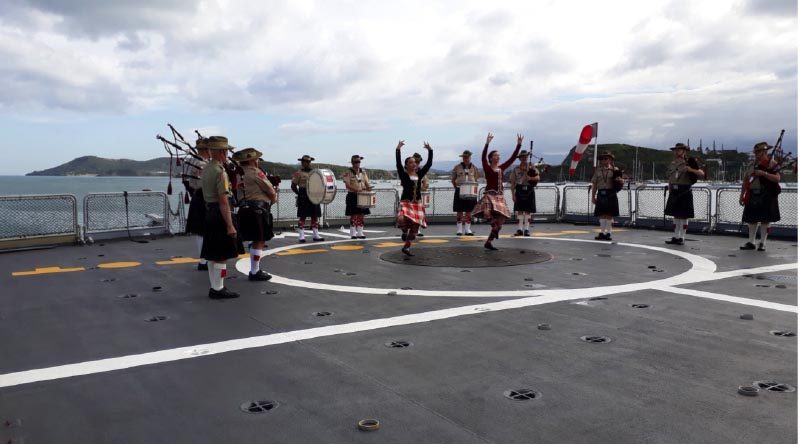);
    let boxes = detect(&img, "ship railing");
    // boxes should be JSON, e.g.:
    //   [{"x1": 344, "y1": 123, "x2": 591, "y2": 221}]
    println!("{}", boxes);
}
[
  {"x1": 83, "y1": 191, "x2": 171, "y2": 242},
  {"x1": 632, "y1": 185, "x2": 713, "y2": 233},
  {"x1": 0, "y1": 194, "x2": 80, "y2": 250},
  {"x1": 714, "y1": 186, "x2": 797, "y2": 238},
  {"x1": 560, "y1": 184, "x2": 634, "y2": 226}
]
